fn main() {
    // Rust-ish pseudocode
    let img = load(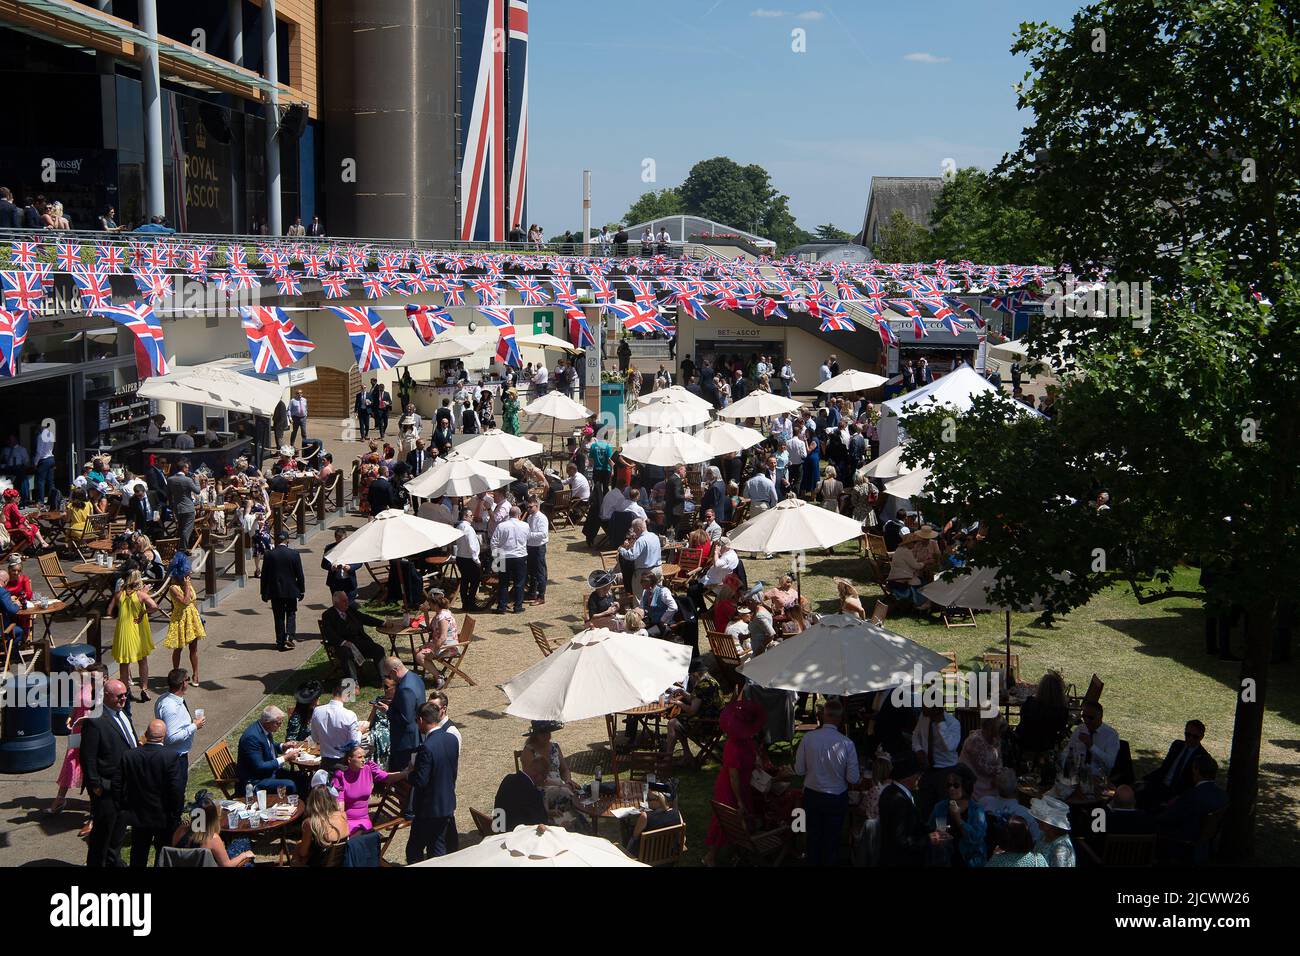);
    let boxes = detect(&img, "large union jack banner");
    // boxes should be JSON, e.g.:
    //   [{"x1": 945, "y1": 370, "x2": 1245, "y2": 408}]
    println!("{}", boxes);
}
[
  {"x1": 0, "y1": 308, "x2": 29, "y2": 377},
  {"x1": 92, "y1": 301, "x2": 171, "y2": 376},
  {"x1": 240, "y1": 306, "x2": 316, "y2": 374},
  {"x1": 406, "y1": 304, "x2": 456, "y2": 345},
  {"x1": 328, "y1": 306, "x2": 405, "y2": 371}
]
